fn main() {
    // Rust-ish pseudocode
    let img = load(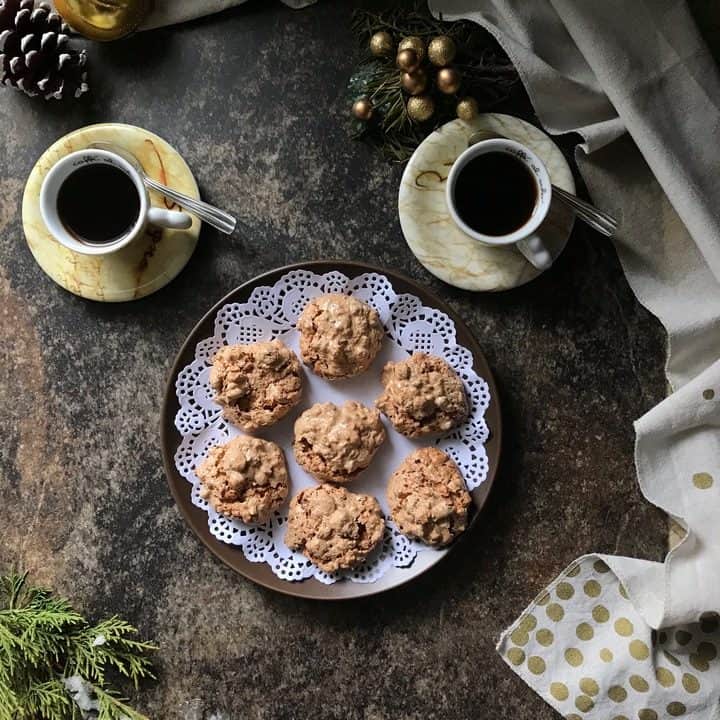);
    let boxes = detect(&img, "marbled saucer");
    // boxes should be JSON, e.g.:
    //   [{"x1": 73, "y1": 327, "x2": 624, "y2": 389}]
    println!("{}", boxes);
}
[
  {"x1": 399, "y1": 114, "x2": 576, "y2": 292},
  {"x1": 22, "y1": 123, "x2": 201, "y2": 302}
]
